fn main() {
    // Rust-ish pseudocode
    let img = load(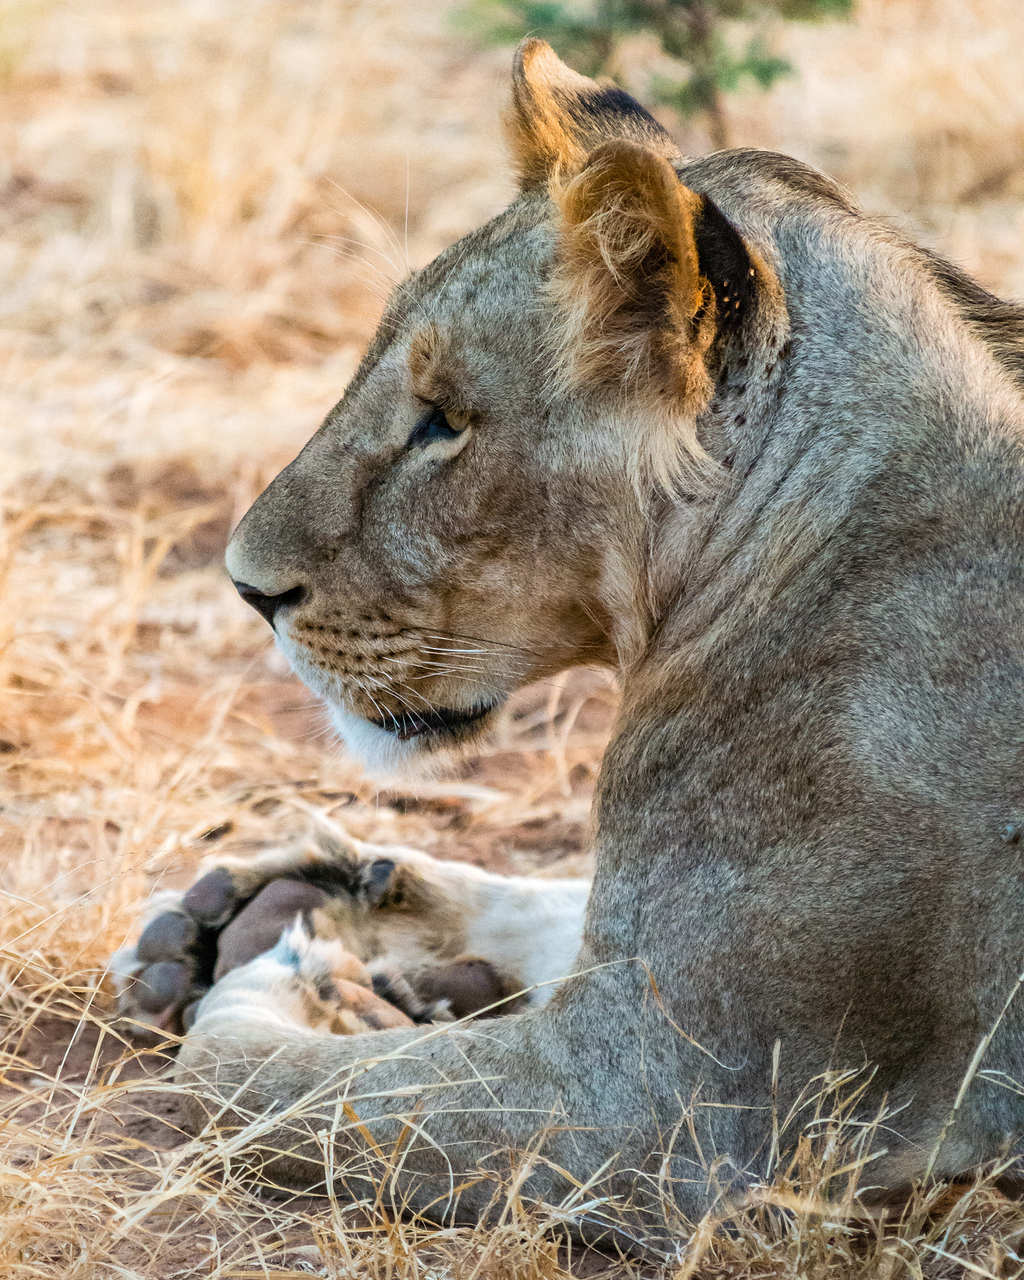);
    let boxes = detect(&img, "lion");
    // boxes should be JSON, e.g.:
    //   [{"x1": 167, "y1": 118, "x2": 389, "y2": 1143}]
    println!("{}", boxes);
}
[{"x1": 124, "y1": 38, "x2": 1024, "y2": 1243}]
